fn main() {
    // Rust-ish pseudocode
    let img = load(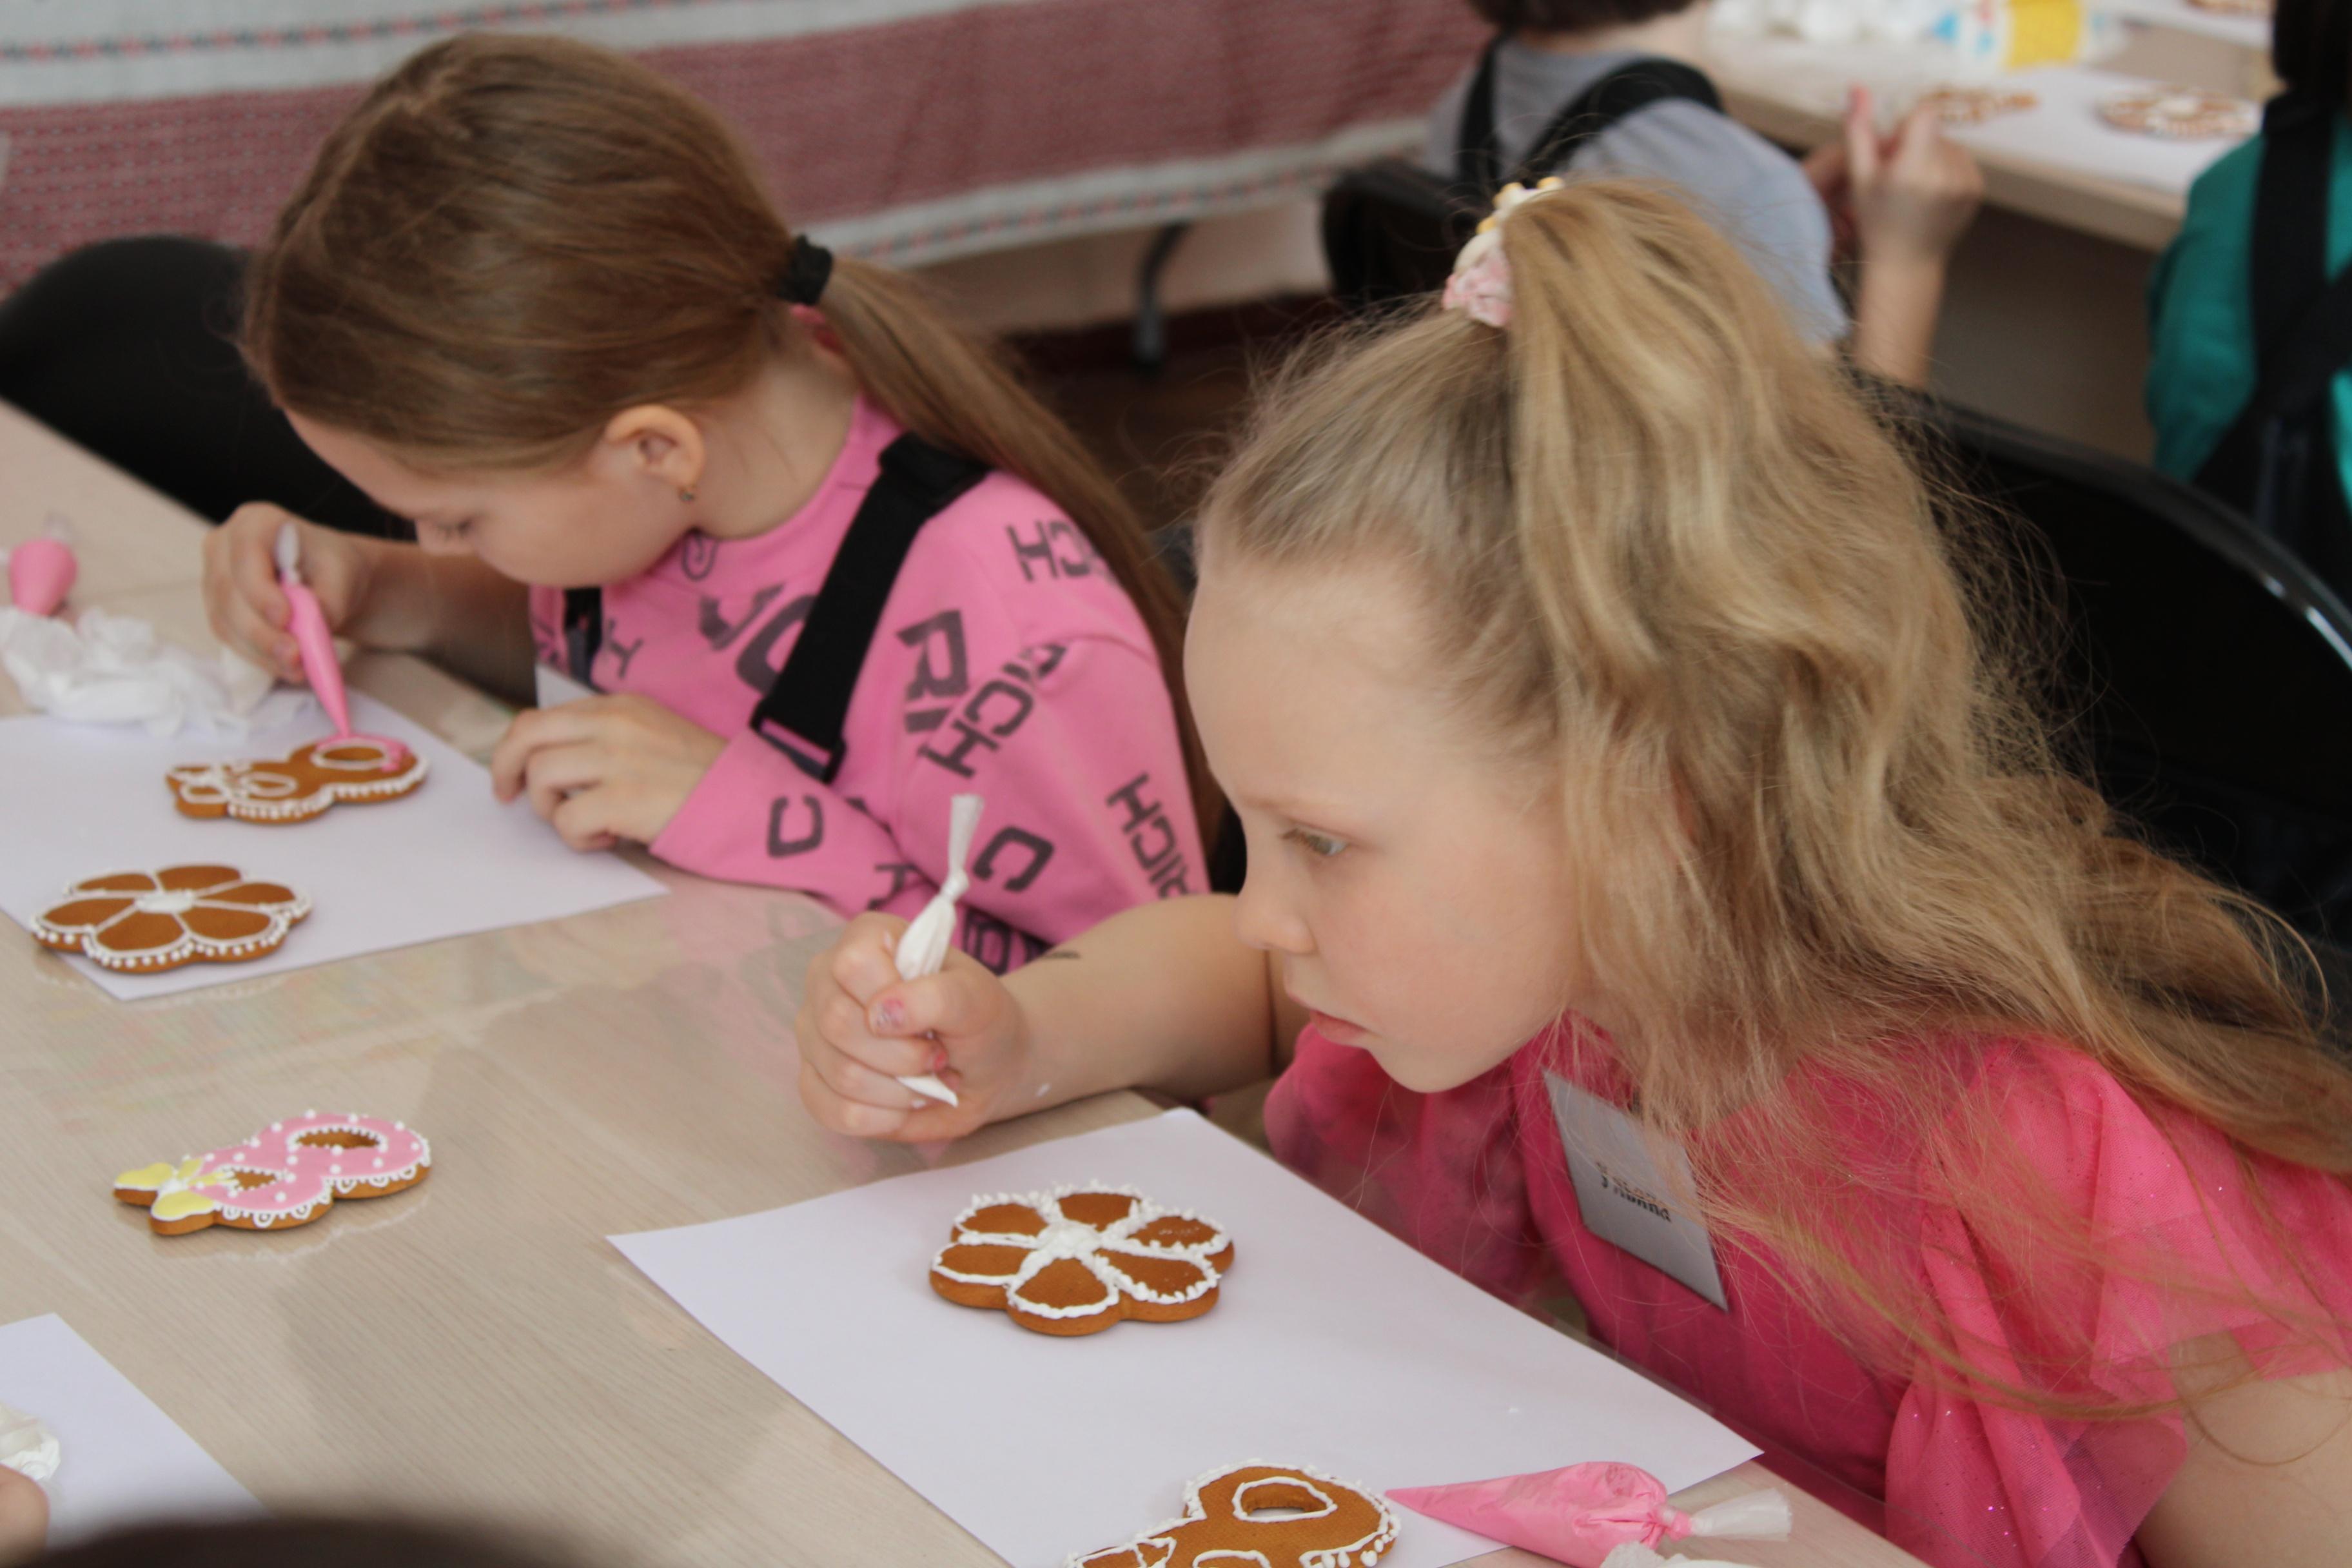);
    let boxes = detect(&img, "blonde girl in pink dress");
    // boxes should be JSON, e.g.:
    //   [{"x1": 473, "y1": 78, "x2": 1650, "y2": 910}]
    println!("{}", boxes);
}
[{"x1": 796, "y1": 179, "x2": 2352, "y2": 1568}]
